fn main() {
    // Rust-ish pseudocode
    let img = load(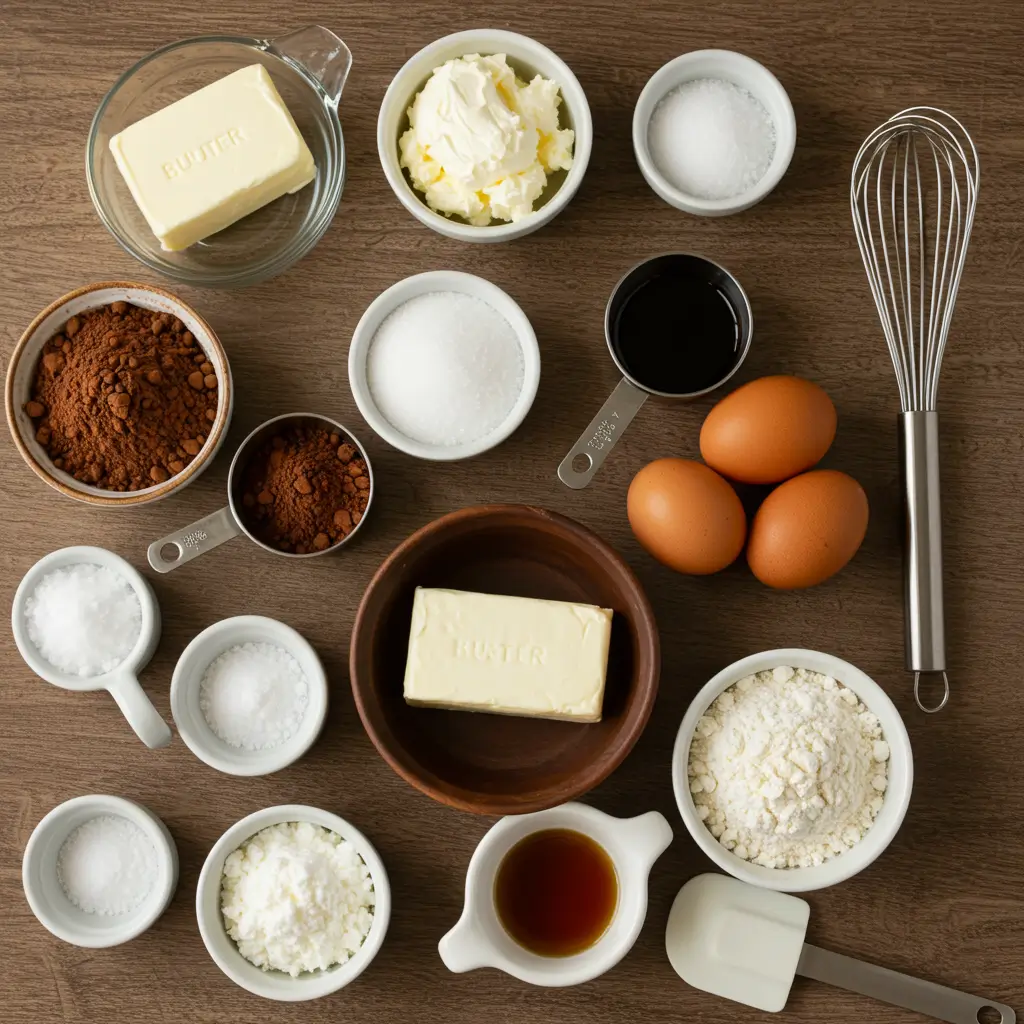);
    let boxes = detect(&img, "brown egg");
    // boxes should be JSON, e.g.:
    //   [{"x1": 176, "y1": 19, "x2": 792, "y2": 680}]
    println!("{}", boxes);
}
[
  {"x1": 747, "y1": 469, "x2": 869, "y2": 588},
  {"x1": 700, "y1": 375, "x2": 837, "y2": 484},
  {"x1": 628, "y1": 458, "x2": 746, "y2": 574}
]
